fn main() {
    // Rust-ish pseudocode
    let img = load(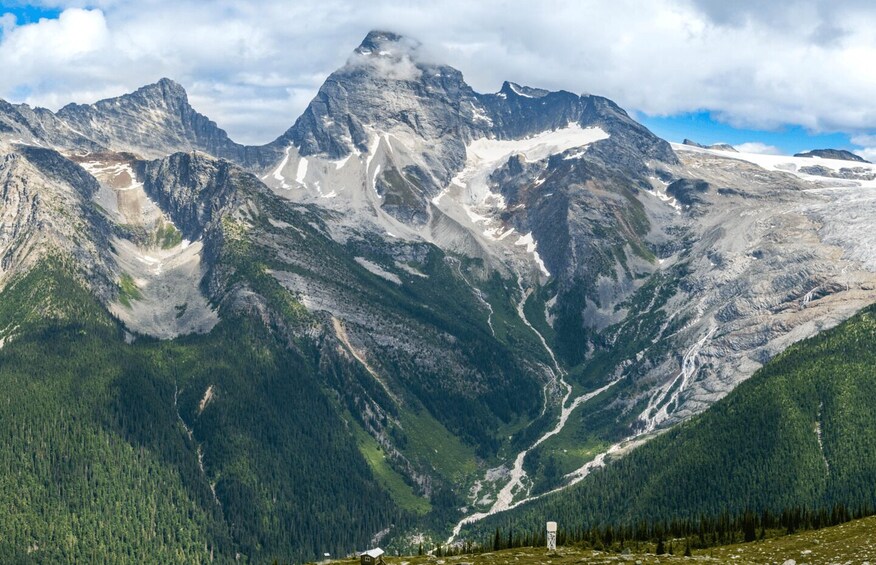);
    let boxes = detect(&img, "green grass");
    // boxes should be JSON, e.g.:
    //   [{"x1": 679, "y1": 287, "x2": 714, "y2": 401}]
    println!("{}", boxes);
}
[
  {"x1": 117, "y1": 272, "x2": 141, "y2": 308},
  {"x1": 154, "y1": 220, "x2": 183, "y2": 249},
  {"x1": 399, "y1": 409, "x2": 479, "y2": 484},
  {"x1": 710, "y1": 515, "x2": 876, "y2": 562},
  {"x1": 355, "y1": 427, "x2": 431, "y2": 515}
]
